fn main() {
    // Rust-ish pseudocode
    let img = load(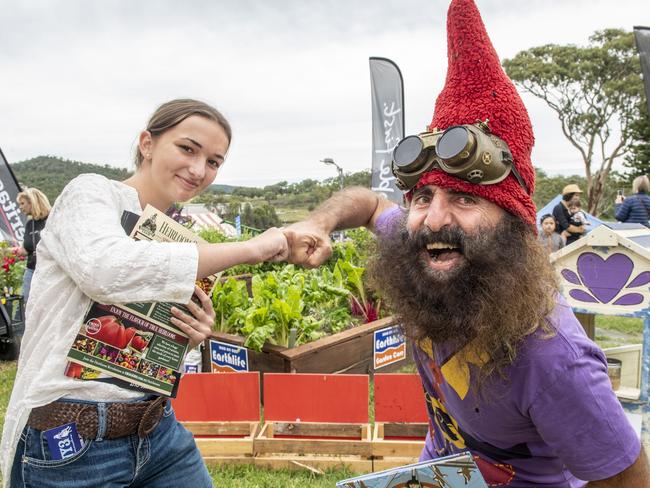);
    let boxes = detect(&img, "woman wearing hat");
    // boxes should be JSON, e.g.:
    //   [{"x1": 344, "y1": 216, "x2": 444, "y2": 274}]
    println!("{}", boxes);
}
[{"x1": 552, "y1": 183, "x2": 585, "y2": 245}]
